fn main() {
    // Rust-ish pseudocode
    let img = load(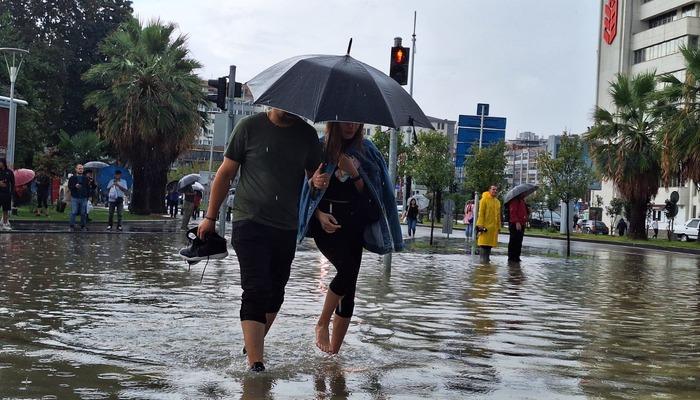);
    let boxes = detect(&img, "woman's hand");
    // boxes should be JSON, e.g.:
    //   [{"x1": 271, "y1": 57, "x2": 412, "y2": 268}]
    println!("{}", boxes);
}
[
  {"x1": 338, "y1": 154, "x2": 360, "y2": 178},
  {"x1": 317, "y1": 210, "x2": 341, "y2": 233},
  {"x1": 311, "y1": 163, "x2": 330, "y2": 189}
]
